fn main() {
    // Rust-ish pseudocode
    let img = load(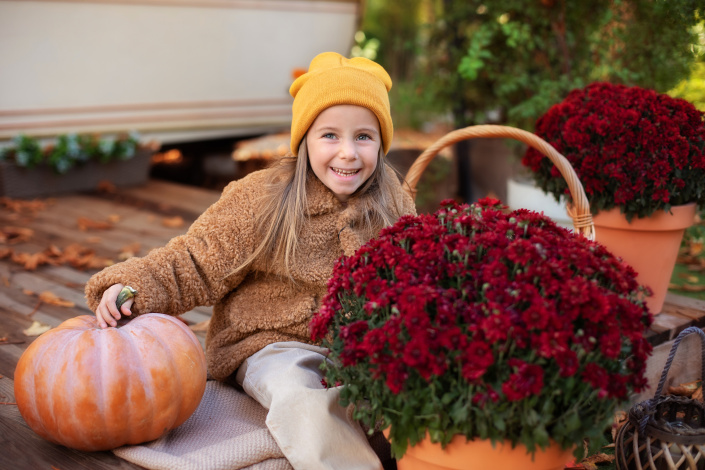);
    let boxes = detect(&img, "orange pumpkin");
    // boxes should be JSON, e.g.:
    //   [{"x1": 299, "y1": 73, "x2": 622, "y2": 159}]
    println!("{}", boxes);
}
[{"x1": 14, "y1": 313, "x2": 207, "y2": 451}]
